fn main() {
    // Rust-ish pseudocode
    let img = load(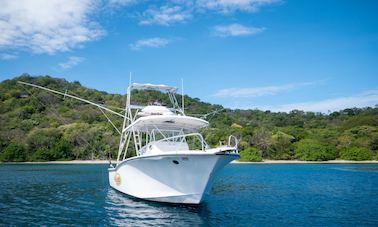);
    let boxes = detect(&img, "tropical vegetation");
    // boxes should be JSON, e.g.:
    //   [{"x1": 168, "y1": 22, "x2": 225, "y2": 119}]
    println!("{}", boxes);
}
[{"x1": 1, "y1": 75, "x2": 377, "y2": 162}]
